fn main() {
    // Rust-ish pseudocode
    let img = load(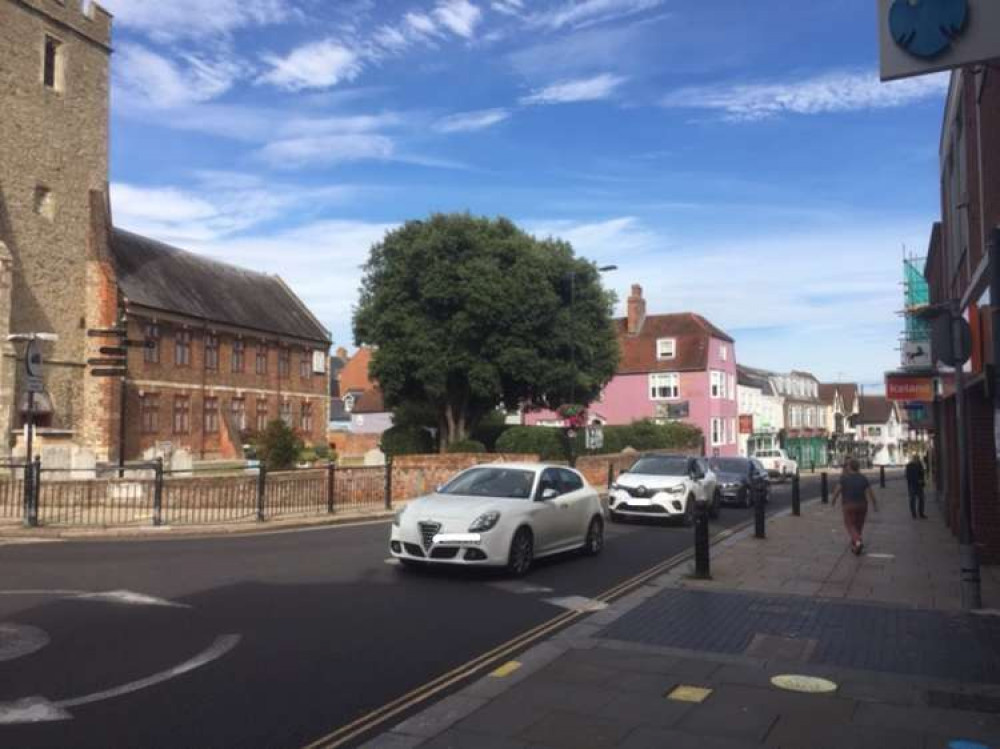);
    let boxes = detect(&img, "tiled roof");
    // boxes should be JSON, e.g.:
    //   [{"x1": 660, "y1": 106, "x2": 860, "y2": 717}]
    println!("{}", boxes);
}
[
  {"x1": 818, "y1": 383, "x2": 859, "y2": 407},
  {"x1": 111, "y1": 228, "x2": 330, "y2": 344},
  {"x1": 614, "y1": 313, "x2": 734, "y2": 374},
  {"x1": 353, "y1": 389, "x2": 386, "y2": 414},
  {"x1": 737, "y1": 365, "x2": 775, "y2": 395},
  {"x1": 857, "y1": 395, "x2": 896, "y2": 424}
]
